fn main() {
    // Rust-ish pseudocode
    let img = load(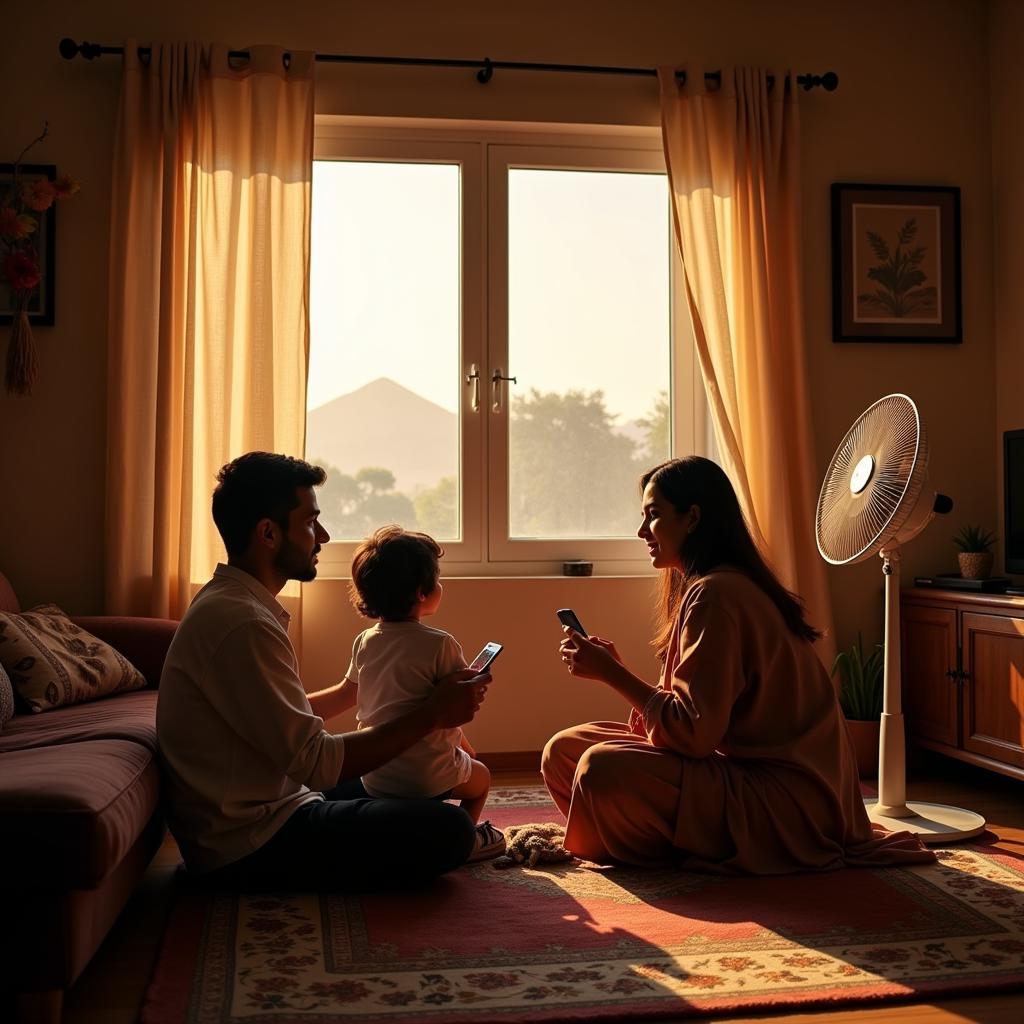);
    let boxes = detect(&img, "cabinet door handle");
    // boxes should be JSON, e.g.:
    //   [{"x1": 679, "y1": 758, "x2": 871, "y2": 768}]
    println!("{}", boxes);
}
[{"x1": 945, "y1": 669, "x2": 958, "y2": 682}]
